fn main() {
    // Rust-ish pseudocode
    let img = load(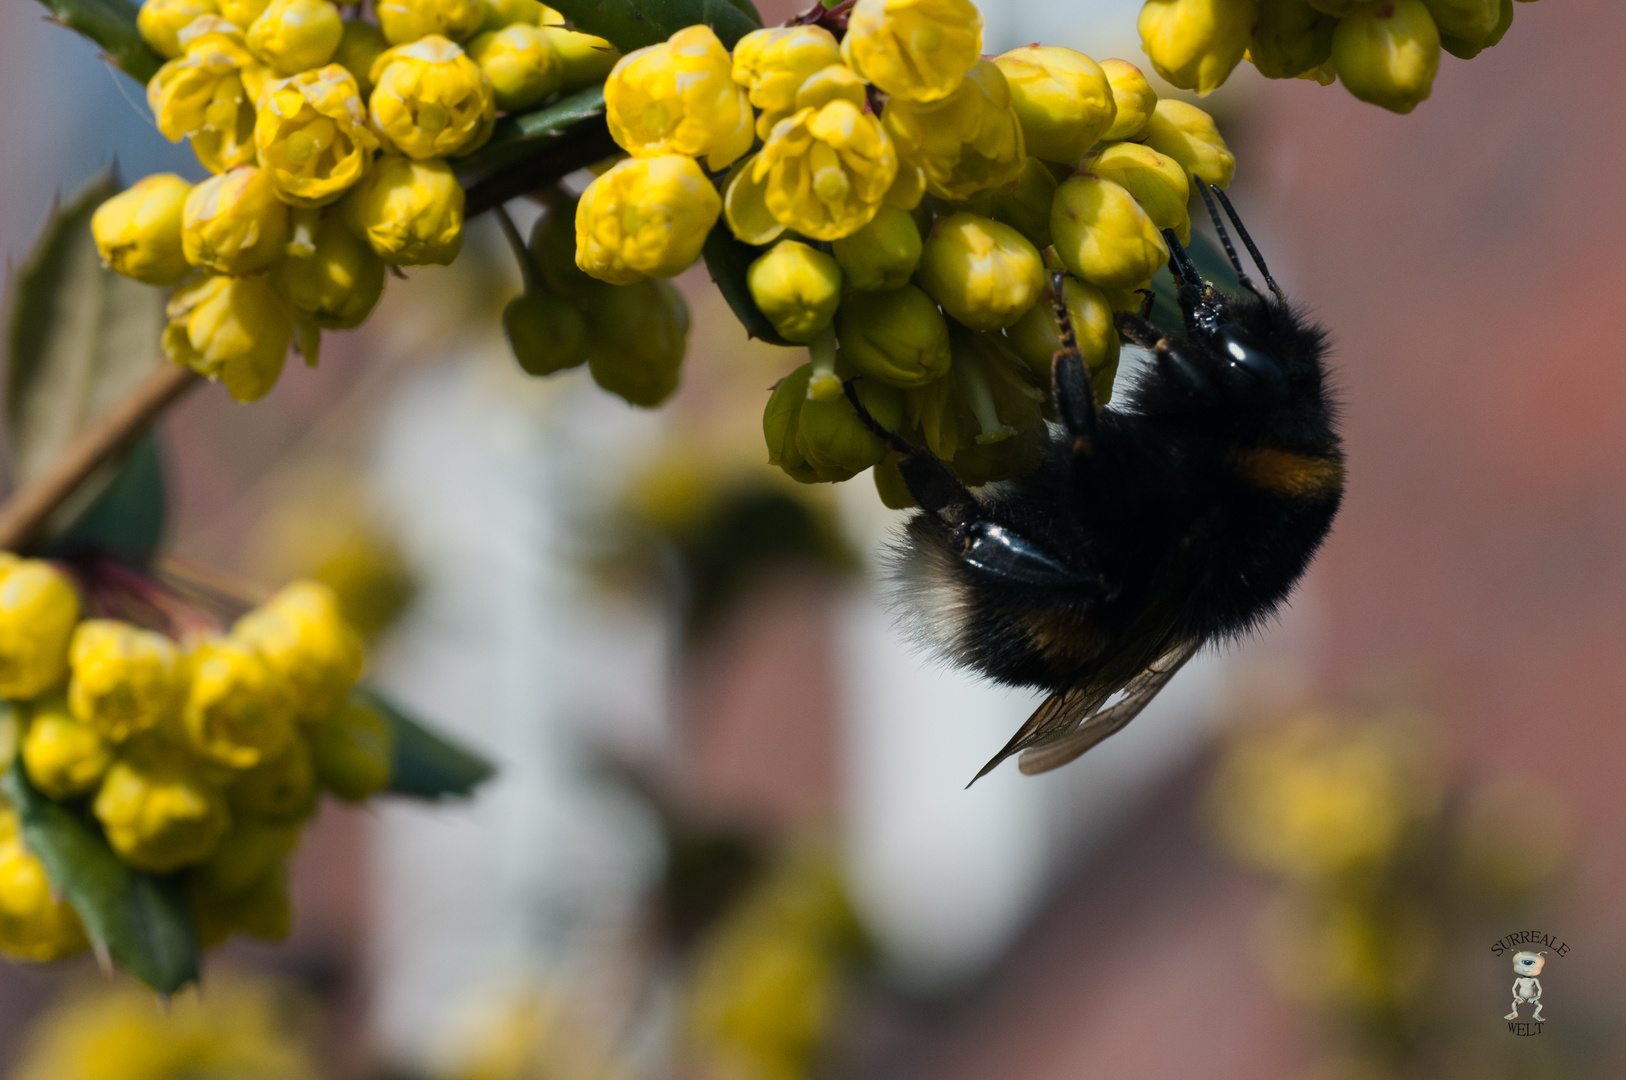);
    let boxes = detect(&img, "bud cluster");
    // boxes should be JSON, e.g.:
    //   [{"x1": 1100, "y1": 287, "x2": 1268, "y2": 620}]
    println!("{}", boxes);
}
[
  {"x1": 0, "y1": 559, "x2": 392, "y2": 963},
  {"x1": 95, "y1": 0, "x2": 621, "y2": 401},
  {"x1": 1139, "y1": 0, "x2": 1529, "y2": 114}
]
